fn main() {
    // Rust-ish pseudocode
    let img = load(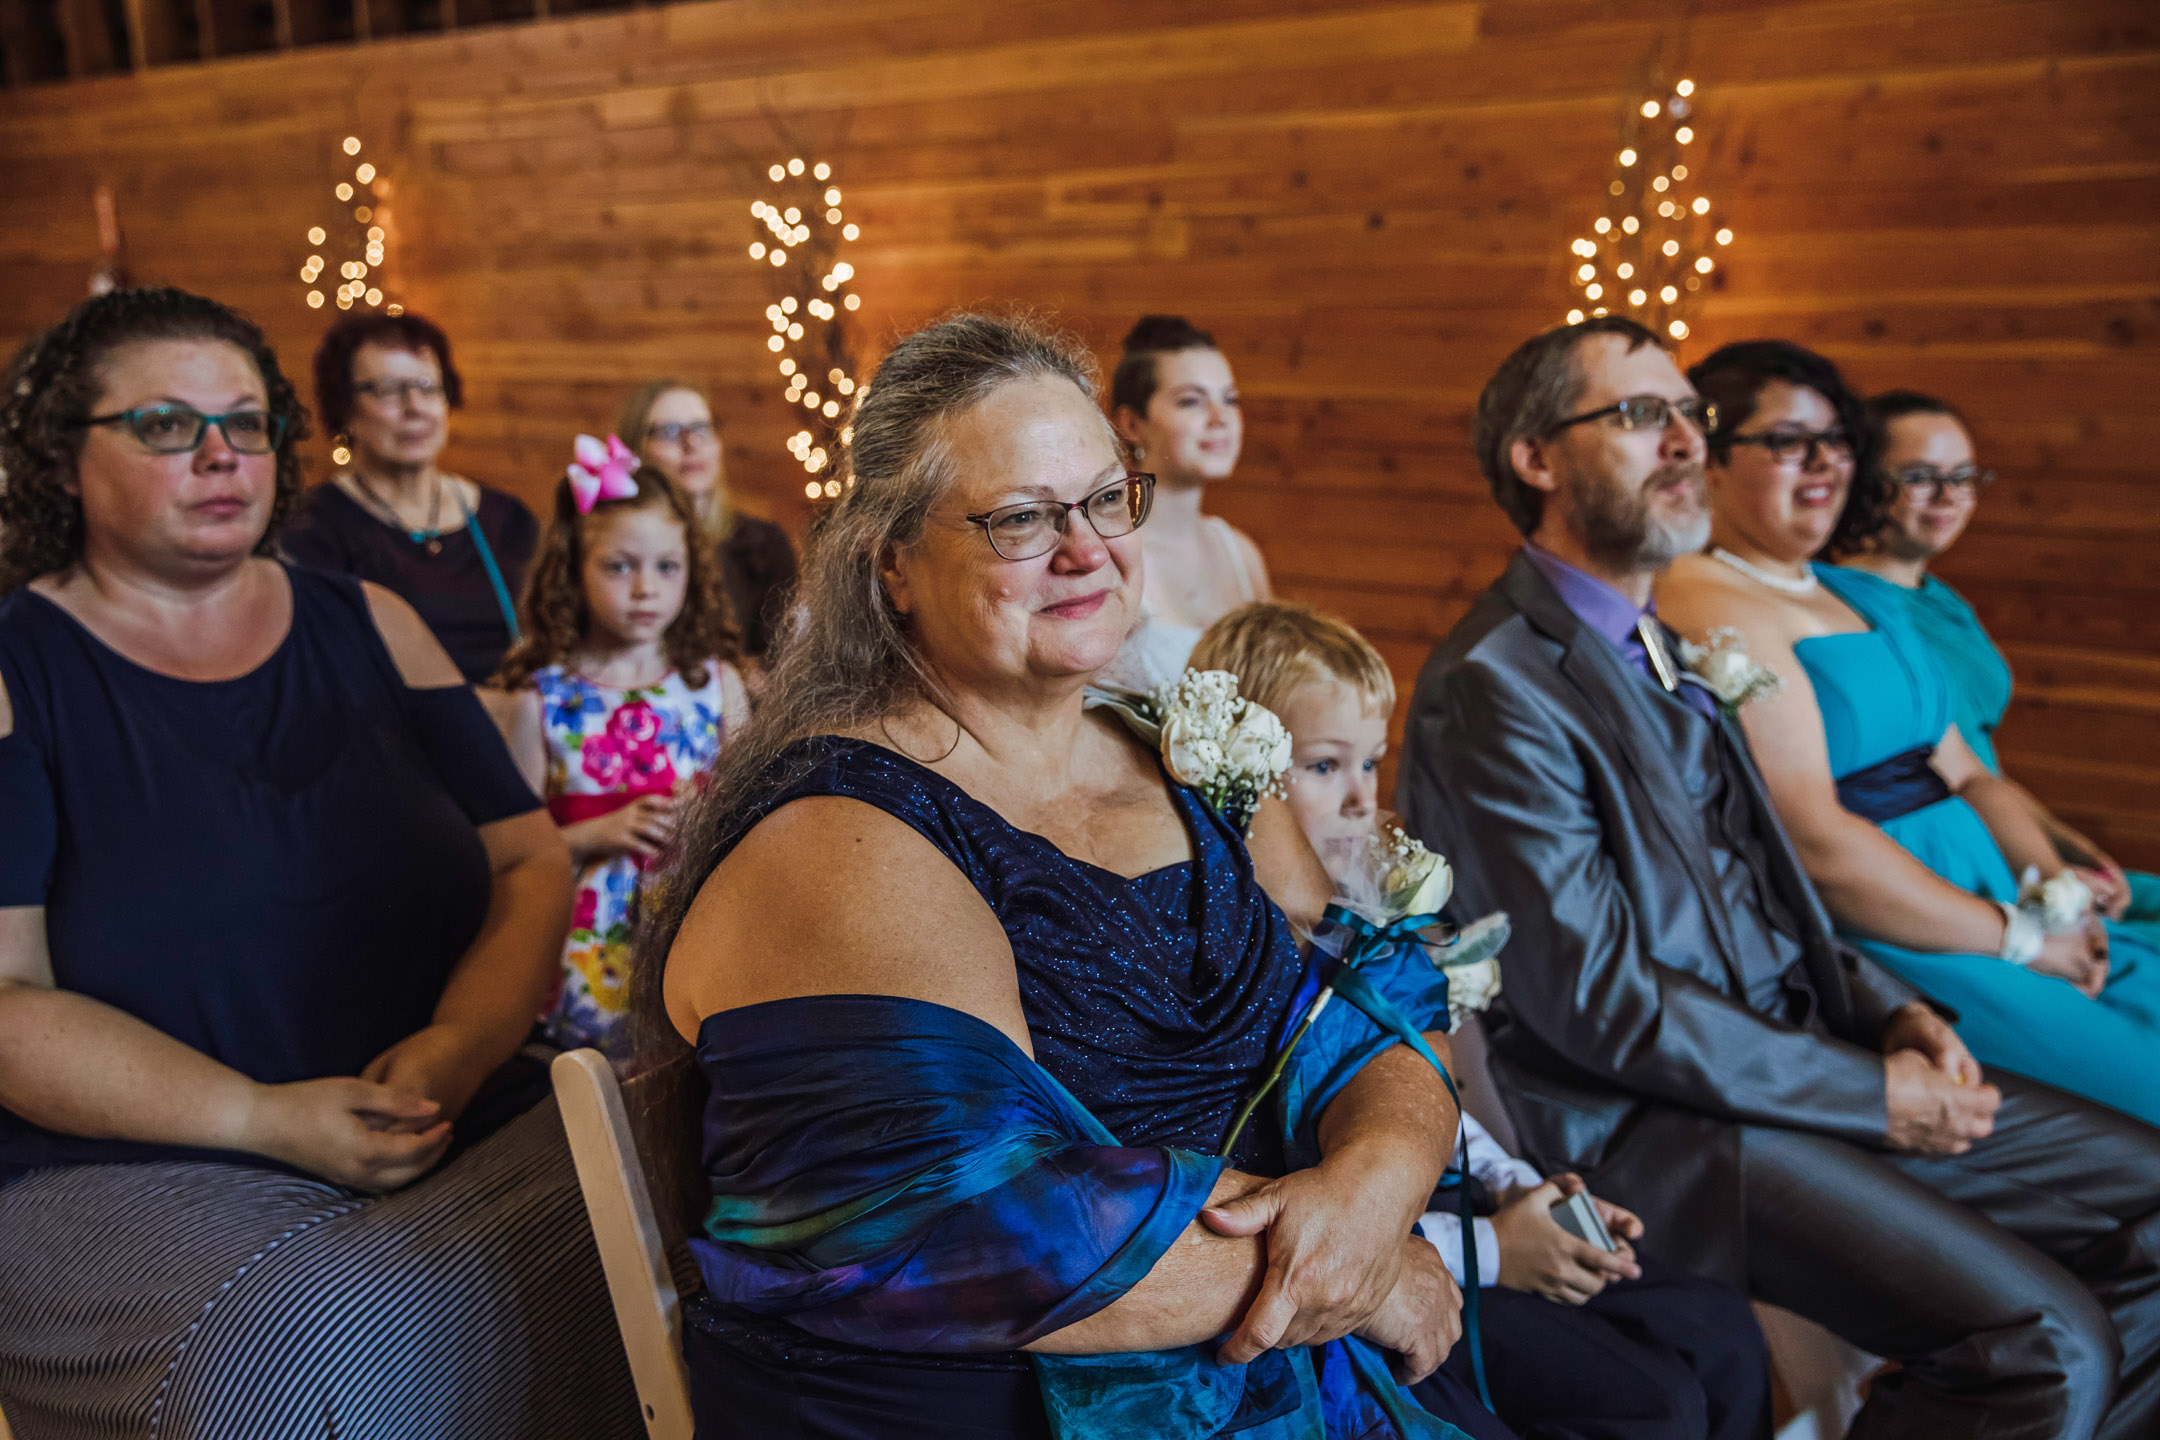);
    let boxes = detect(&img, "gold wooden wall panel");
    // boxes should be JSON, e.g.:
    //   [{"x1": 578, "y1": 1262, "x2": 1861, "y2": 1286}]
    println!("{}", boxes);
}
[{"x1": 2, "y1": 0, "x2": 2156, "y2": 863}]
